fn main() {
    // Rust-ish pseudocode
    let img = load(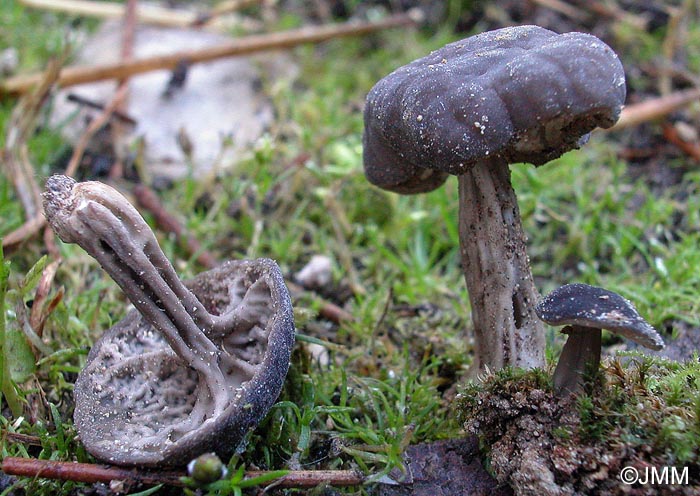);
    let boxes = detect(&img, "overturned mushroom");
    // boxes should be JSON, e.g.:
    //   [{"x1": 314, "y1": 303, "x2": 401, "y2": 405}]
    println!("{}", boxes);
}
[
  {"x1": 536, "y1": 283, "x2": 664, "y2": 396},
  {"x1": 363, "y1": 26, "x2": 626, "y2": 372},
  {"x1": 42, "y1": 175, "x2": 295, "y2": 467}
]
